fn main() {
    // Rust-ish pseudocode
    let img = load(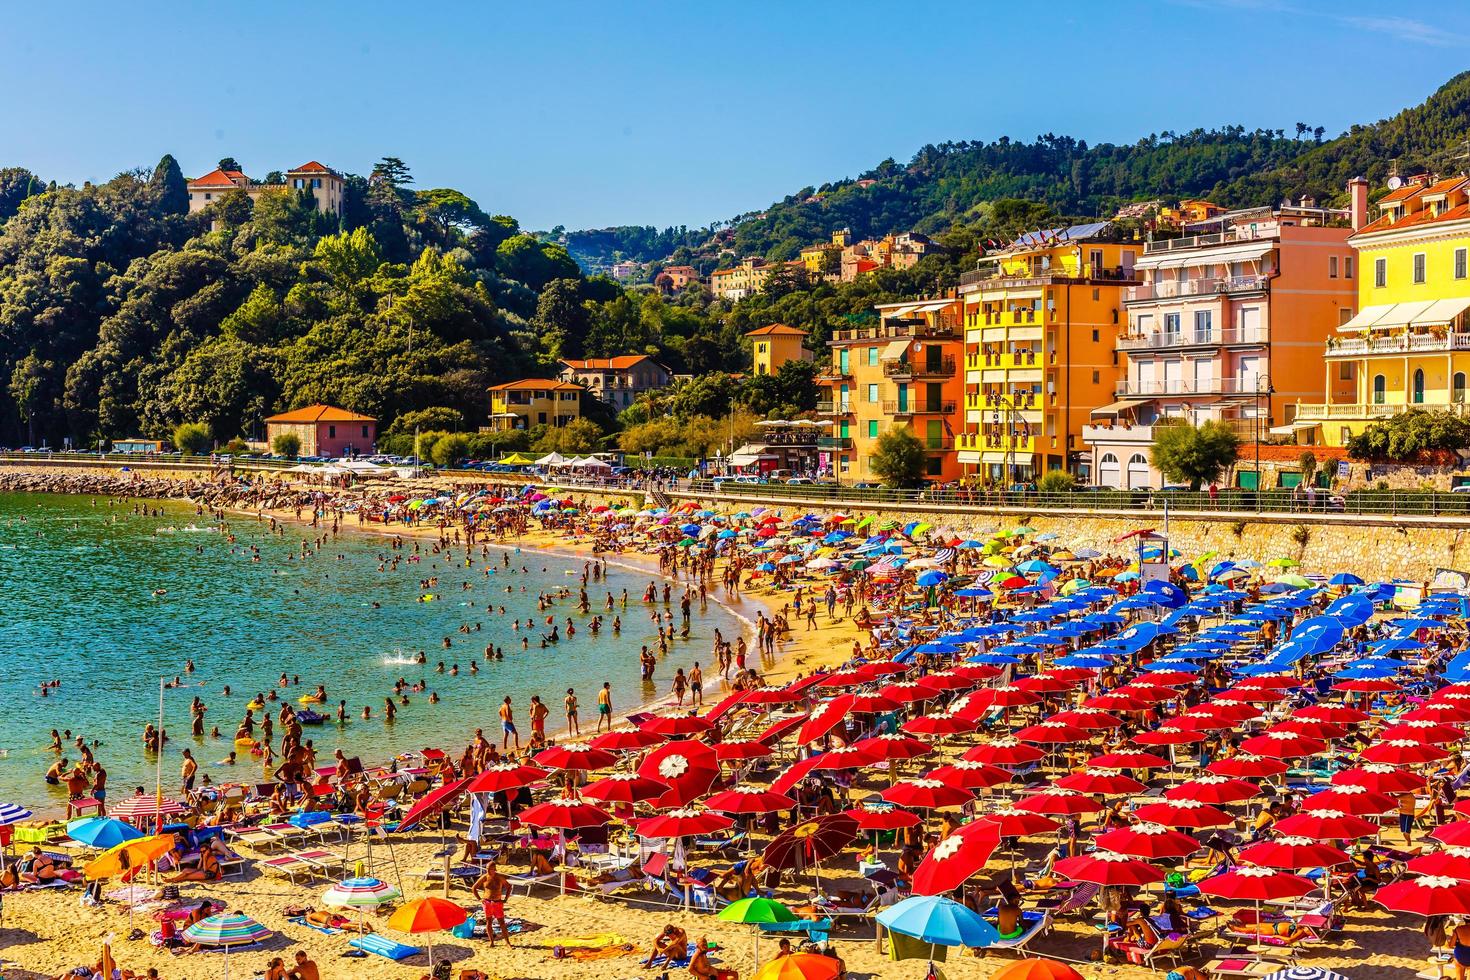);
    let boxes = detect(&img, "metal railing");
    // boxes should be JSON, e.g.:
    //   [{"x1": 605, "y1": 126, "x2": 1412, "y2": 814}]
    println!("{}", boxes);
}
[
  {"x1": 1326, "y1": 333, "x2": 1470, "y2": 356},
  {"x1": 816, "y1": 436, "x2": 853, "y2": 450},
  {"x1": 1125, "y1": 275, "x2": 1271, "y2": 301},
  {"x1": 881, "y1": 400, "x2": 957, "y2": 415},
  {"x1": 883, "y1": 357, "x2": 957, "y2": 378},
  {"x1": 1116, "y1": 327, "x2": 1269, "y2": 351},
  {"x1": 1116, "y1": 378, "x2": 1267, "y2": 397},
  {"x1": 685, "y1": 477, "x2": 1470, "y2": 518}
]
